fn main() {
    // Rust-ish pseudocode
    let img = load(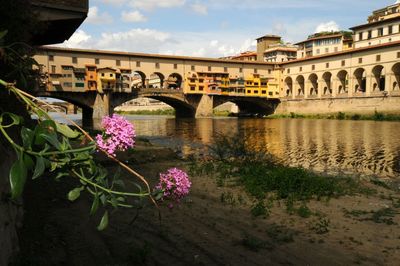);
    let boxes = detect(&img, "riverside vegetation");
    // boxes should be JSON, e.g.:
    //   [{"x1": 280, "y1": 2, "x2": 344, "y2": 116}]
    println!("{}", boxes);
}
[{"x1": 267, "y1": 110, "x2": 400, "y2": 121}]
